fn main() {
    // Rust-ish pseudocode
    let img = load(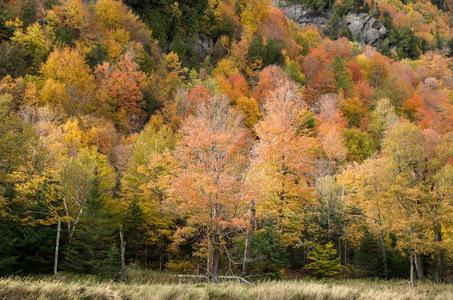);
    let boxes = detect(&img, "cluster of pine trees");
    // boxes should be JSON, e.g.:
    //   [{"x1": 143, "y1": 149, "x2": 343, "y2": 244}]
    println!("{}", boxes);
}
[{"x1": 0, "y1": 0, "x2": 452, "y2": 283}]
